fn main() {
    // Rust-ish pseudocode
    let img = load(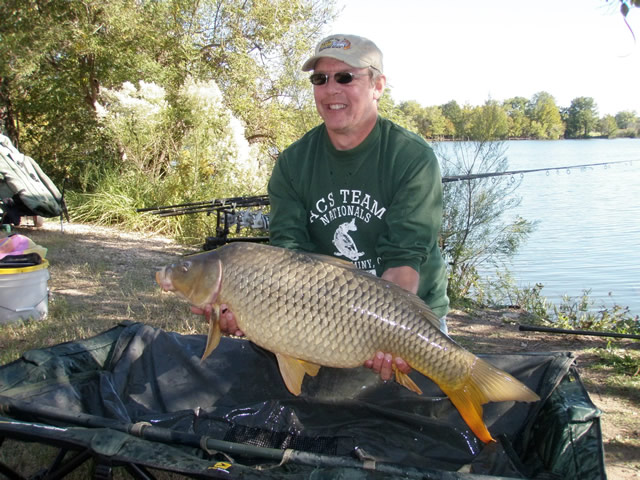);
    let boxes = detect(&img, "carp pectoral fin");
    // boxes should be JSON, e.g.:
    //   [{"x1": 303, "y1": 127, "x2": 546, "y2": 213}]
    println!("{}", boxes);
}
[
  {"x1": 392, "y1": 365, "x2": 422, "y2": 395},
  {"x1": 439, "y1": 356, "x2": 541, "y2": 444},
  {"x1": 275, "y1": 353, "x2": 318, "y2": 395},
  {"x1": 200, "y1": 305, "x2": 221, "y2": 363}
]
